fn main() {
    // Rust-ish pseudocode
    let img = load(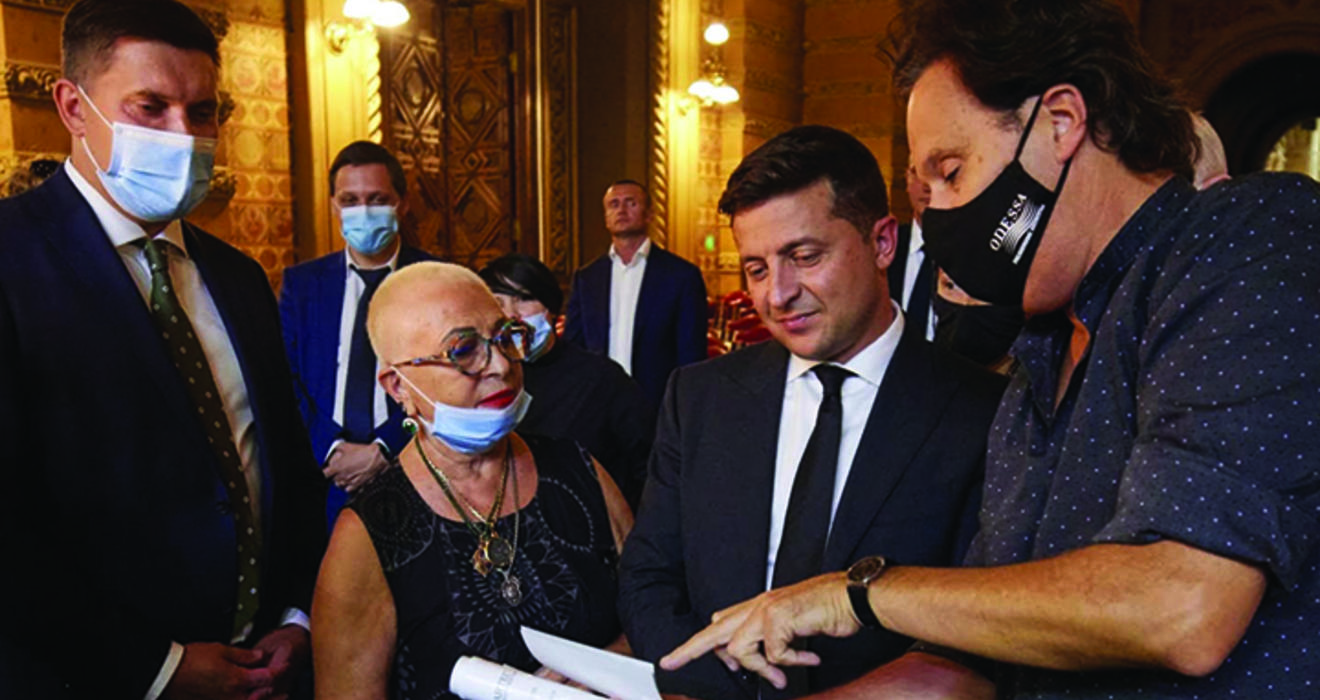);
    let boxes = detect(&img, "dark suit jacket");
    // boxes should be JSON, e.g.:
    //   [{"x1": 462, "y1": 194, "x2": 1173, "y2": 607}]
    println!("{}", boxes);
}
[
  {"x1": 563, "y1": 245, "x2": 707, "y2": 408},
  {"x1": 278, "y1": 244, "x2": 433, "y2": 463},
  {"x1": 618, "y1": 328, "x2": 1005, "y2": 698},
  {"x1": 0, "y1": 170, "x2": 326, "y2": 699}
]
